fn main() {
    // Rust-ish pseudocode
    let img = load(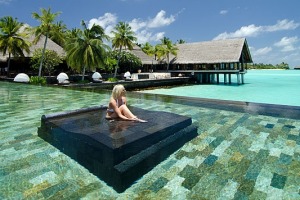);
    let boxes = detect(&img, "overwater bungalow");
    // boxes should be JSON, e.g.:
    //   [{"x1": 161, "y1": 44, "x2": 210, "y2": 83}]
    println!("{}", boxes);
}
[{"x1": 135, "y1": 38, "x2": 253, "y2": 84}]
